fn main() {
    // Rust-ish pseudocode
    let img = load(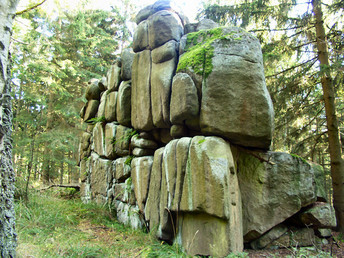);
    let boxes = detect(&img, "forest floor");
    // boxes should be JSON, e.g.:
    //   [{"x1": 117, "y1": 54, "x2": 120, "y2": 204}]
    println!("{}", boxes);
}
[{"x1": 15, "y1": 187, "x2": 342, "y2": 257}]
